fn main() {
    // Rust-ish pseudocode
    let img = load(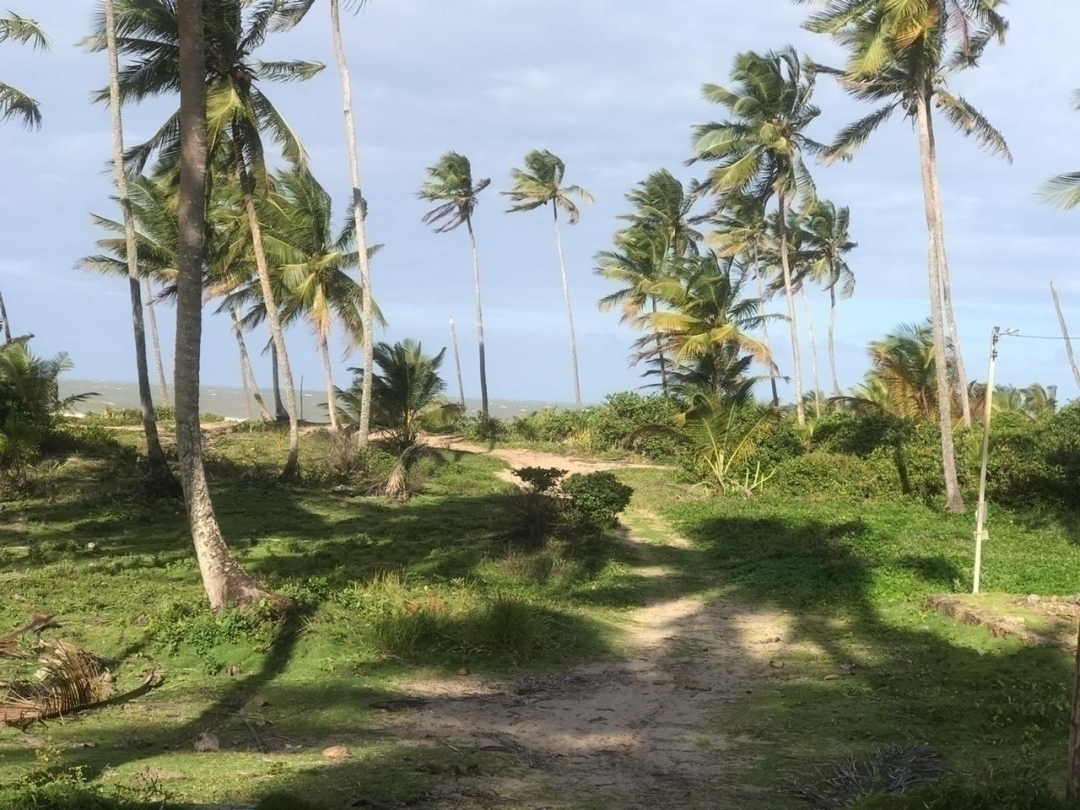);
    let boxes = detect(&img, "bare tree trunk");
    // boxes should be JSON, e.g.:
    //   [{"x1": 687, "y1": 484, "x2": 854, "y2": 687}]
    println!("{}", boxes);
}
[
  {"x1": 801, "y1": 284, "x2": 822, "y2": 420},
  {"x1": 1052, "y1": 282, "x2": 1080, "y2": 388},
  {"x1": 233, "y1": 138, "x2": 300, "y2": 480},
  {"x1": 104, "y1": 0, "x2": 178, "y2": 492},
  {"x1": 270, "y1": 342, "x2": 287, "y2": 421},
  {"x1": 754, "y1": 249, "x2": 780, "y2": 407},
  {"x1": 449, "y1": 315, "x2": 466, "y2": 407},
  {"x1": 329, "y1": 0, "x2": 375, "y2": 448},
  {"x1": 0, "y1": 288, "x2": 12, "y2": 343},
  {"x1": 777, "y1": 192, "x2": 805, "y2": 426},
  {"x1": 828, "y1": 285, "x2": 841, "y2": 397},
  {"x1": 177, "y1": 0, "x2": 276, "y2": 612},
  {"x1": 916, "y1": 90, "x2": 965, "y2": 514},
  {"x1": 1069, "y1": 620, "x2": 1080, "y2": 802},
  {"x1": 145, "y1": 279, "x2": 169, "y2": 403},
  {"x1": 552, "y1": 206, "x2": 582, "y2": 407},
  {"x1": 230, "y1": 306, "x2": 272, "y2": 421},
  {"x1": 465, "y1": 217, "x2": 489, "y2": 417},
  {"x1": 320, "y1": 333, "x2": 339, "y2": 432},
  {"x1": 650, "y1": 297, "x2": 668, "y2": 397}
]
